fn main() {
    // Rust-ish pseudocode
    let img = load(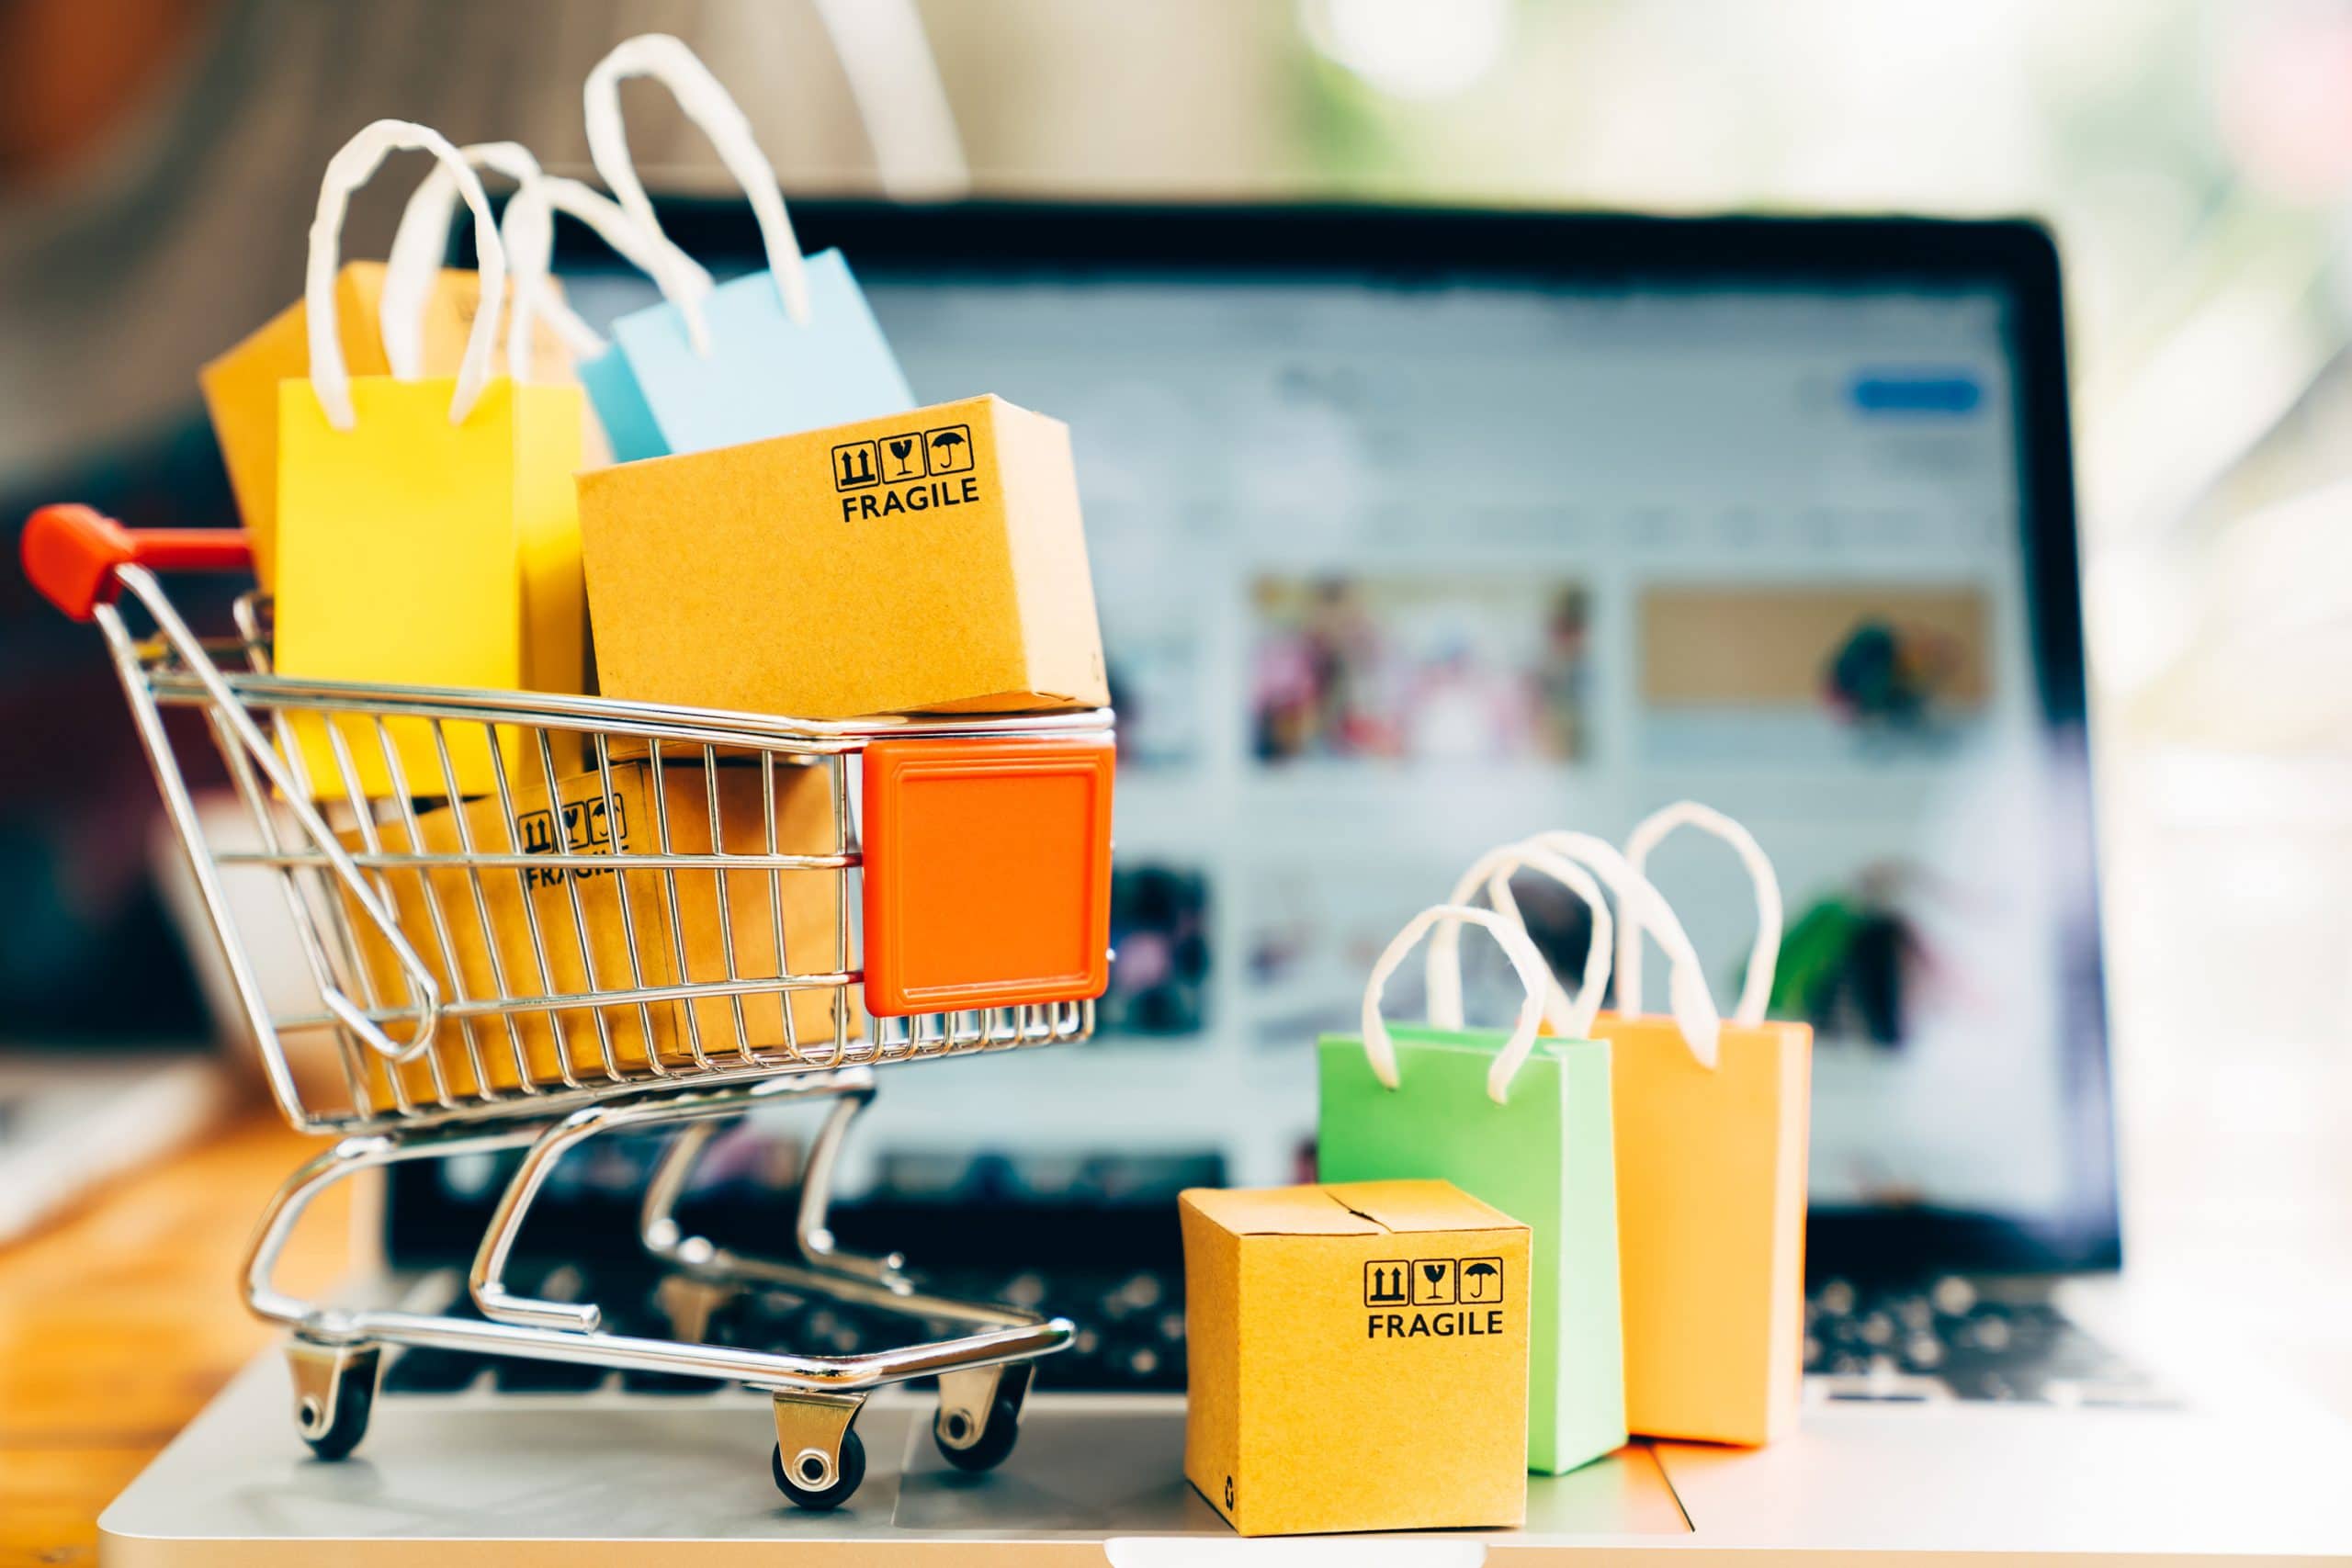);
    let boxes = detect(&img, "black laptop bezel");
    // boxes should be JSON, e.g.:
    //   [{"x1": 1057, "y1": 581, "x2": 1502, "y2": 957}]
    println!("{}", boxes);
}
[{"x1": 463, "y1": 199, "x2": 2120, "y2": 1280}]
